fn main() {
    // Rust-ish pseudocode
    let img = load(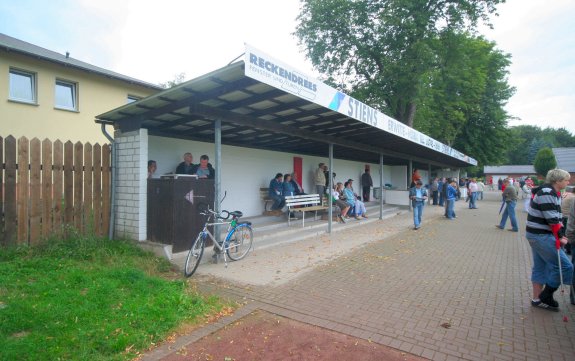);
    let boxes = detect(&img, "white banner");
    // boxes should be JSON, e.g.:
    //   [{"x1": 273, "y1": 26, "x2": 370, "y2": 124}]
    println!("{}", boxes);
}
[{"x1": 244, "y1": 44, "x2": 477, "y2": 166}]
